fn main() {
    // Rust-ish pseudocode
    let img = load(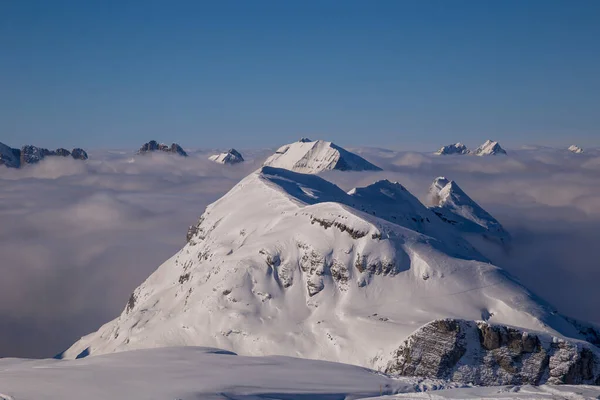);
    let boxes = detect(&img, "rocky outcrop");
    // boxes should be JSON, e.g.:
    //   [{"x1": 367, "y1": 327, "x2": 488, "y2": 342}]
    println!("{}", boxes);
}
[
  {"x1": 71, "y1": 148, "x2": 89, "y2": 160},
  {"x1": 384, "y1": 319, "x2": 600, "y2": 386},
  {"x1": 137, "y1": 140, "x2": 188, "y2": 157},
  {"x1": 0, "y1": 142, "x2": 89, "y2": 168}
]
